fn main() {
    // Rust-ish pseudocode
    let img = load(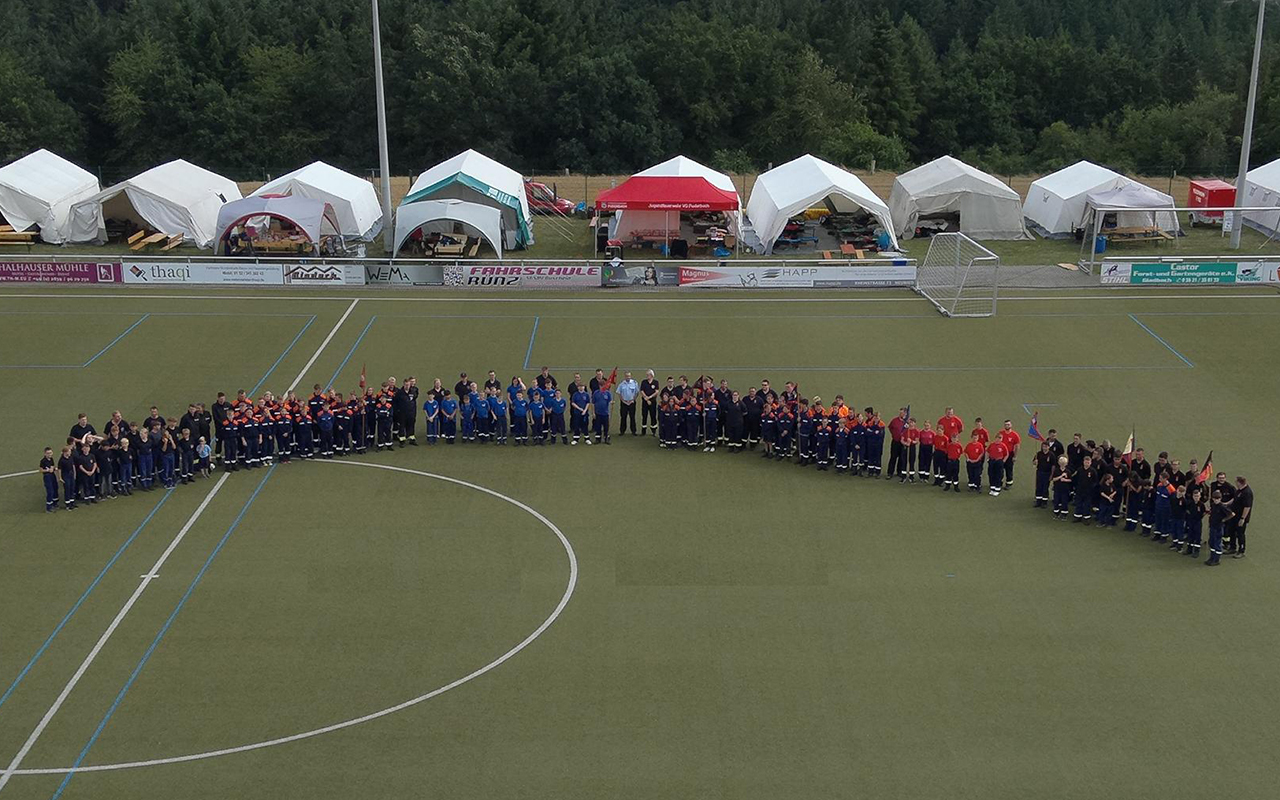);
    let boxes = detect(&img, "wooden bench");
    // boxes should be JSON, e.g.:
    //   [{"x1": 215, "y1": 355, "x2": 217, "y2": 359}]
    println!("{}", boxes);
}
[
  {"x1": 127, "y1": 230, "x2": 147, "y2": 245},
  {"x1": 160, "y1": 234, "x2": 183, "y2": 251},
  {"x1": 130, "y1": 232, "x2": 167, "y2": 251},
  {"x1": 435, "y1": 242, "x2": 465, "y2": 257},
  {"x1": 1105, "y1": 226, "x2": 1175, "y2": 243}
]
